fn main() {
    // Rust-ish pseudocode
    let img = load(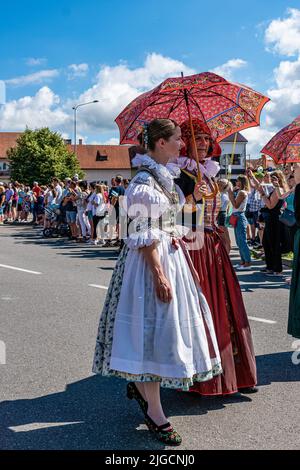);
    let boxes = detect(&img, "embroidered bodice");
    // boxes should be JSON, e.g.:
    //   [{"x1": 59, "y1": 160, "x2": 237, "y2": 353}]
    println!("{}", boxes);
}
[
  {"x1": 172, "y1": 156, "x2": 221, "y2": 229},
  {"x1": 124, "y1": 154, "x2": 185, "y2": 248}
]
